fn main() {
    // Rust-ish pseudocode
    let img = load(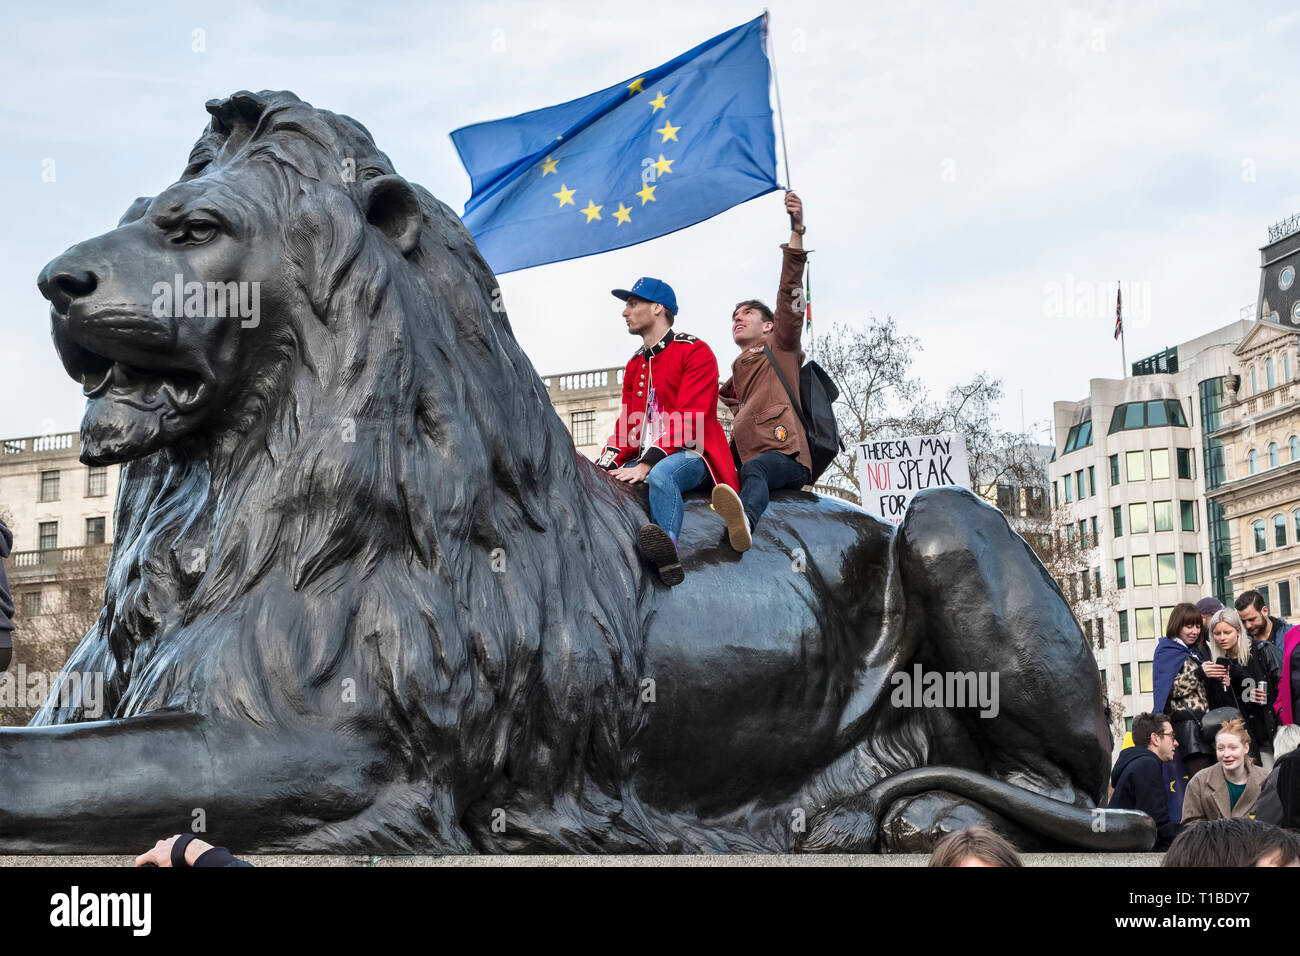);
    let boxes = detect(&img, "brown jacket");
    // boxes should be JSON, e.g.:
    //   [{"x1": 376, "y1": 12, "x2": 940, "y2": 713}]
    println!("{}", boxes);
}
[
  {"x1": 720, "y1": 243, "x2": 810, "y2": 470},
  {"x1": 1181, "y1": 762, "x2": 1268, "y2": 823}
]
